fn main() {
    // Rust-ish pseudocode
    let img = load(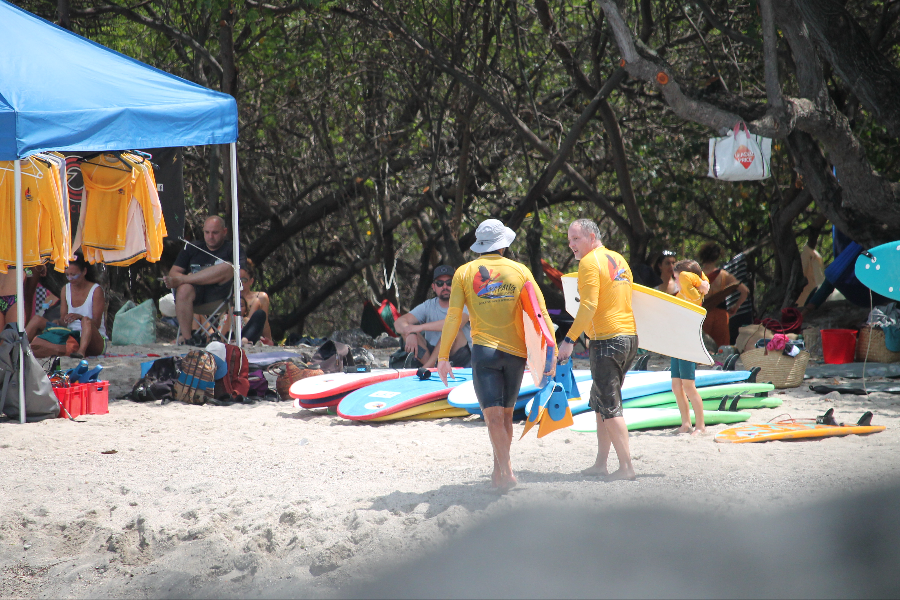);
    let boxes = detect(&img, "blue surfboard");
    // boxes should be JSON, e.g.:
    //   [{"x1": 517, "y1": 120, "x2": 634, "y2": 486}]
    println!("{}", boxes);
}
[
  {"x1": 855, "y1": 241, "x2": 900, "y2": 301},
  {"x1": 337, "y1": 369, "x2": 473, "y2": 420},
  {"x1": 526, "y1": 370, "x2": 754, "y2": 416},
  {"x1": 447, "y1": 369, "x2": 595, "y2": 415}
]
